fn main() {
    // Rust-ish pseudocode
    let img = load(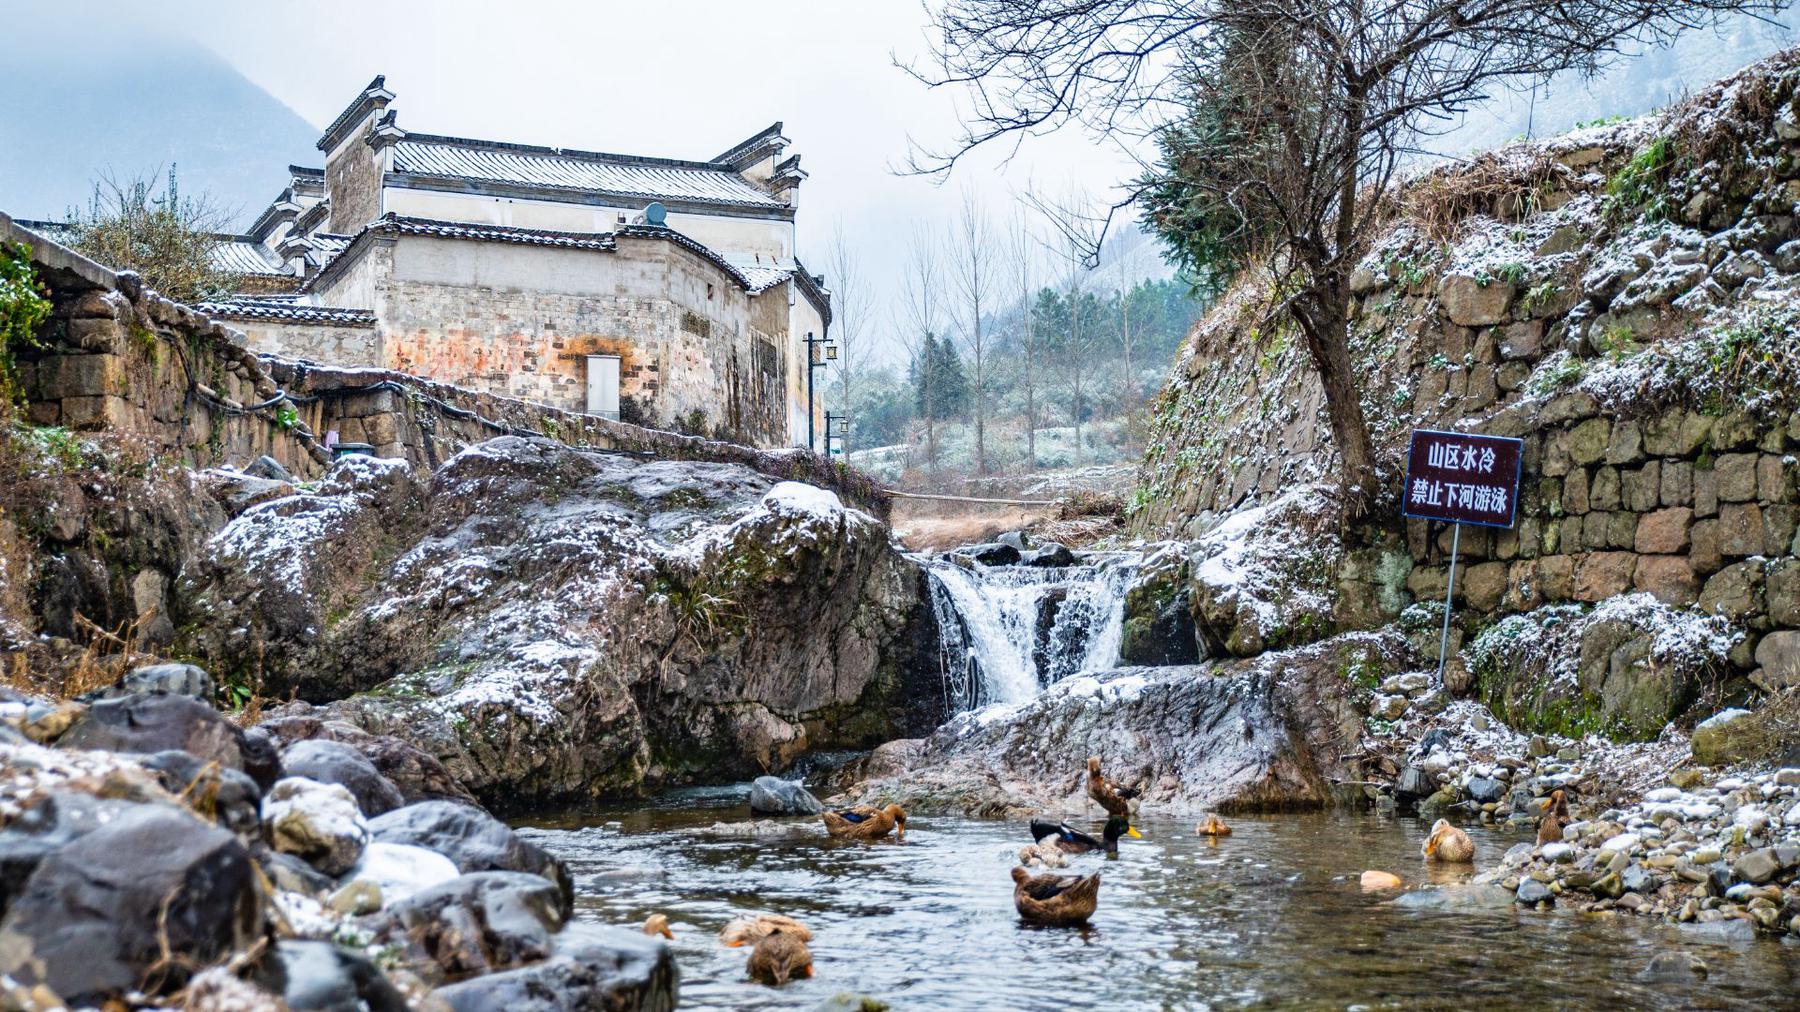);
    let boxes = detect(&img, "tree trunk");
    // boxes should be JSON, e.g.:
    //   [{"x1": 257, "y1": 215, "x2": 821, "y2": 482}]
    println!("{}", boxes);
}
[{"x1": 1294, "y1": 282, "x2": 1378, "y2": 516}]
